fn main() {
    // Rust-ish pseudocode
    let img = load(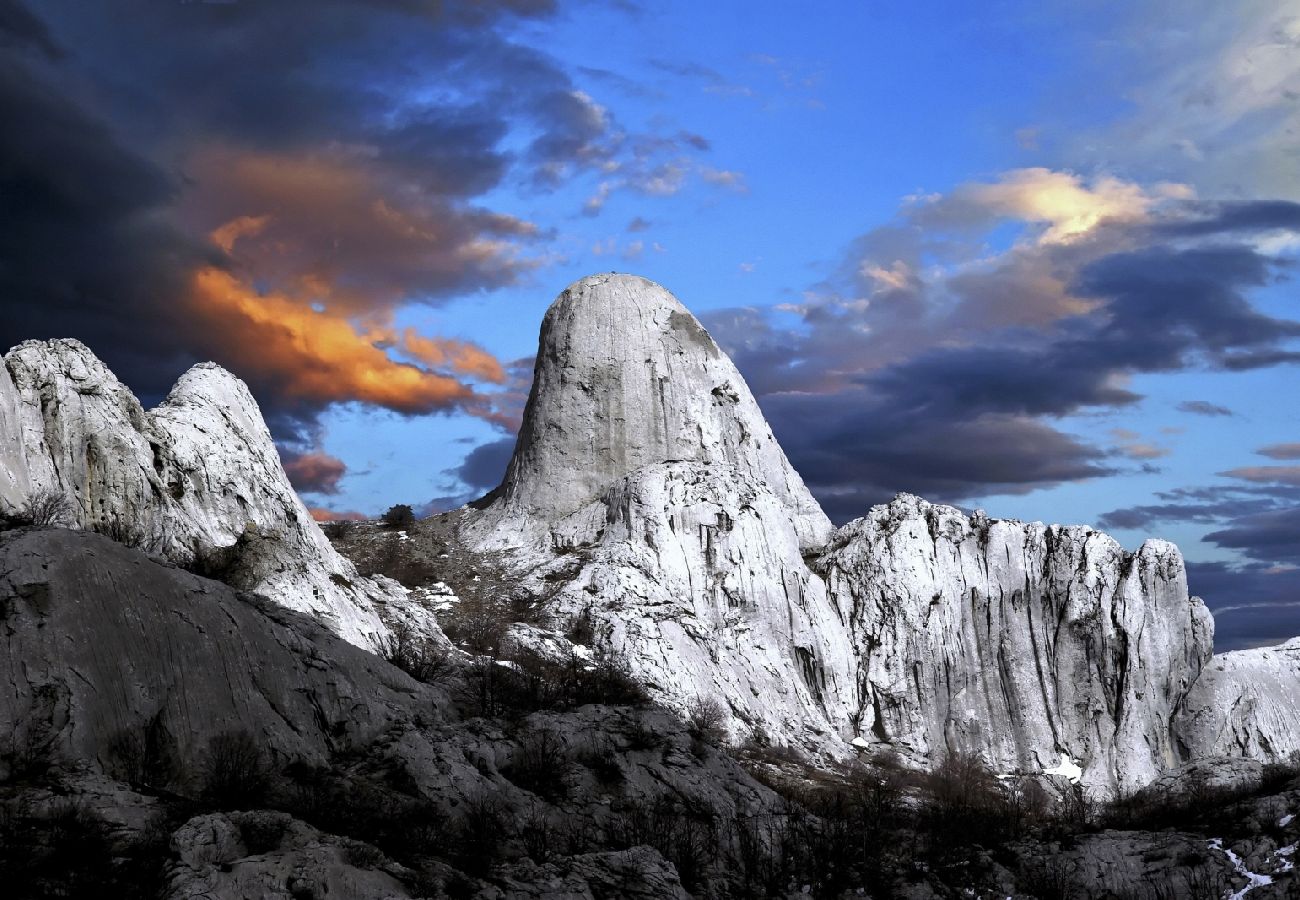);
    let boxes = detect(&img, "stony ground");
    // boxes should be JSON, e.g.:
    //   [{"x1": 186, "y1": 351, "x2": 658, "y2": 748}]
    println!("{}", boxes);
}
[{"x1": 4, "y1": 523, "x2": 1300, "y2": 899}]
